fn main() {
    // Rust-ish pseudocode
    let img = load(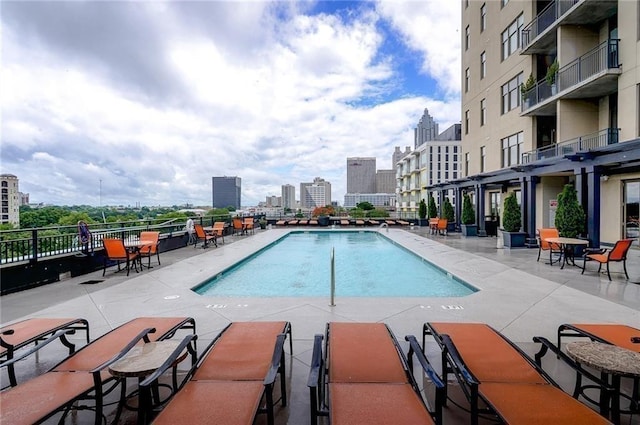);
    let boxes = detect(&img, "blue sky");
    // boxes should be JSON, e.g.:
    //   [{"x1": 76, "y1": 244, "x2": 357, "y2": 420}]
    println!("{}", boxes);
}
[{"x1": 1, "y1": 0, "x2": 461, "y2": 207}]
